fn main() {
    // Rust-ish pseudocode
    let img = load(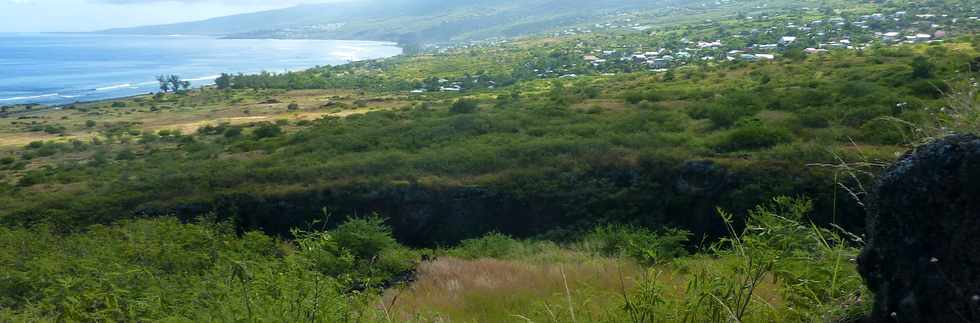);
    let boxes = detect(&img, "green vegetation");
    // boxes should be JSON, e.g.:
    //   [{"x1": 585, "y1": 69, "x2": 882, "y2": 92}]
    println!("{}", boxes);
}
[
  {"x1": 5, "y1": 41, "x2": 972, "y2": 239},
  {"x1": 0, "y1": 217, "x2": 389, "y2": 322},
  {"x1": 1, "y1": 1, "x2": 978, "y2": 320},
  {"x1": 0, "y1": 197, "x2": 865, "y2": 322}
]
